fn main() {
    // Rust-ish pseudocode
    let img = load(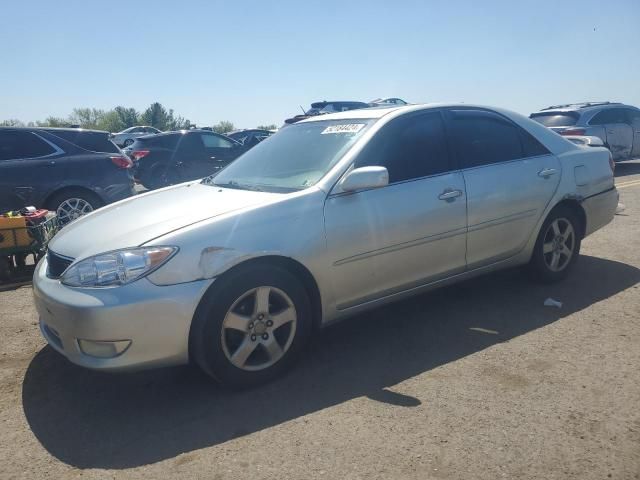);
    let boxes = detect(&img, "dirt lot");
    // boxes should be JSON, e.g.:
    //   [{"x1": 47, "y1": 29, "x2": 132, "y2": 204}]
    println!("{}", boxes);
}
[{"x1": 1, "y1": 162, "x2": 639, "y2": 480}]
